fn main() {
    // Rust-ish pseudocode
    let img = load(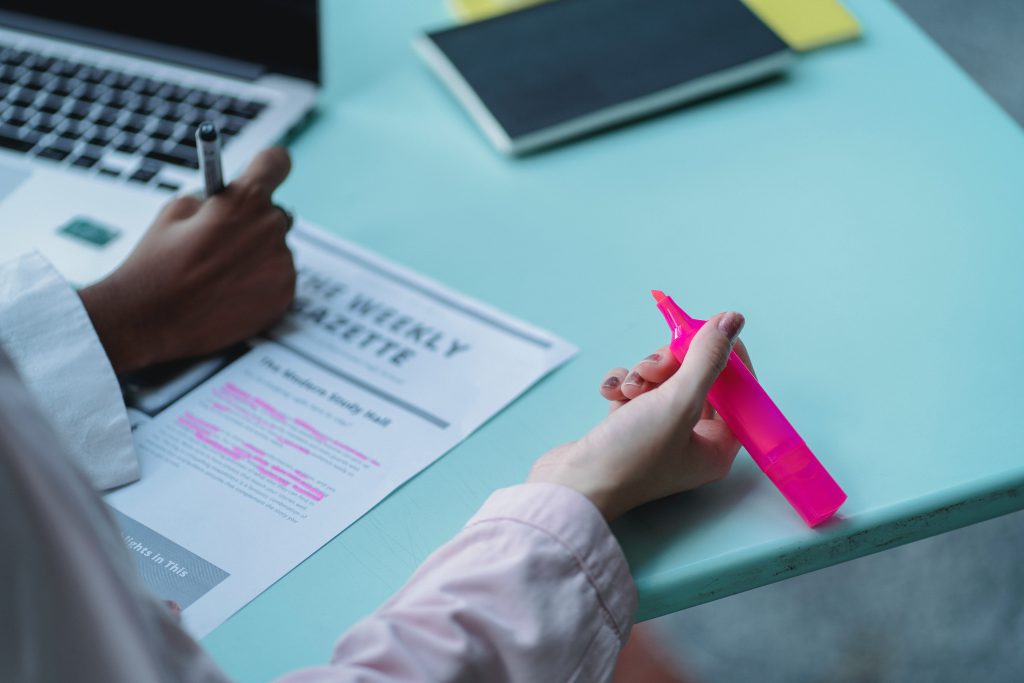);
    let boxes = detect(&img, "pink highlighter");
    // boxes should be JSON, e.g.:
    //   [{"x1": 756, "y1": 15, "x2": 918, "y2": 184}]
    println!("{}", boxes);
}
[{"x1": 653, "y1": 290, "x2": 846, "y2": 527}]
